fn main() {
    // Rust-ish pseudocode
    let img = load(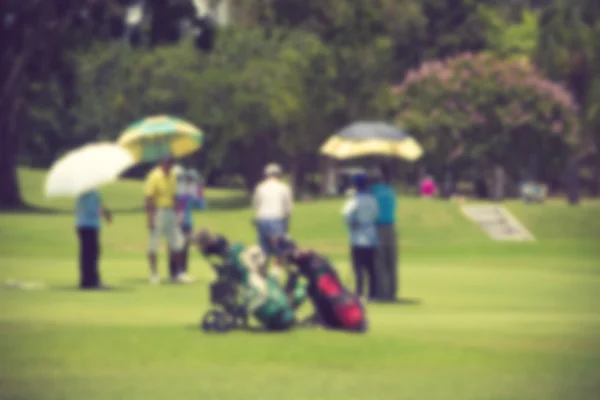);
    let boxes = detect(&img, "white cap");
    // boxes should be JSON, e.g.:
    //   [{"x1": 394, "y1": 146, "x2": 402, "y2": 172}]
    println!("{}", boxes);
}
[
  {"x1": 264, "y1": 163, "x2": 282, "y2": 176},
  {"x1": 173, "y1": 164, "x2": 185, "y2": 177}
]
